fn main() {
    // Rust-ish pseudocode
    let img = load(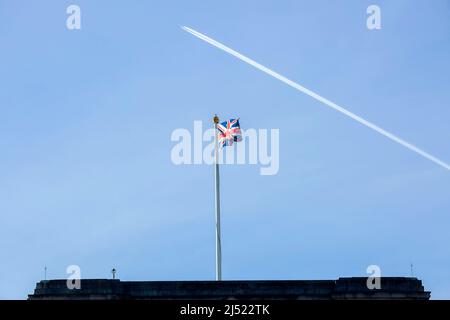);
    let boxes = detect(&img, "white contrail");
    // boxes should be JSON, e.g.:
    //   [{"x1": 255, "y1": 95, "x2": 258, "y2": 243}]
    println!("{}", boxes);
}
[{"x1": 182, "y1": 26, "x2": 450, "y2": 171}]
